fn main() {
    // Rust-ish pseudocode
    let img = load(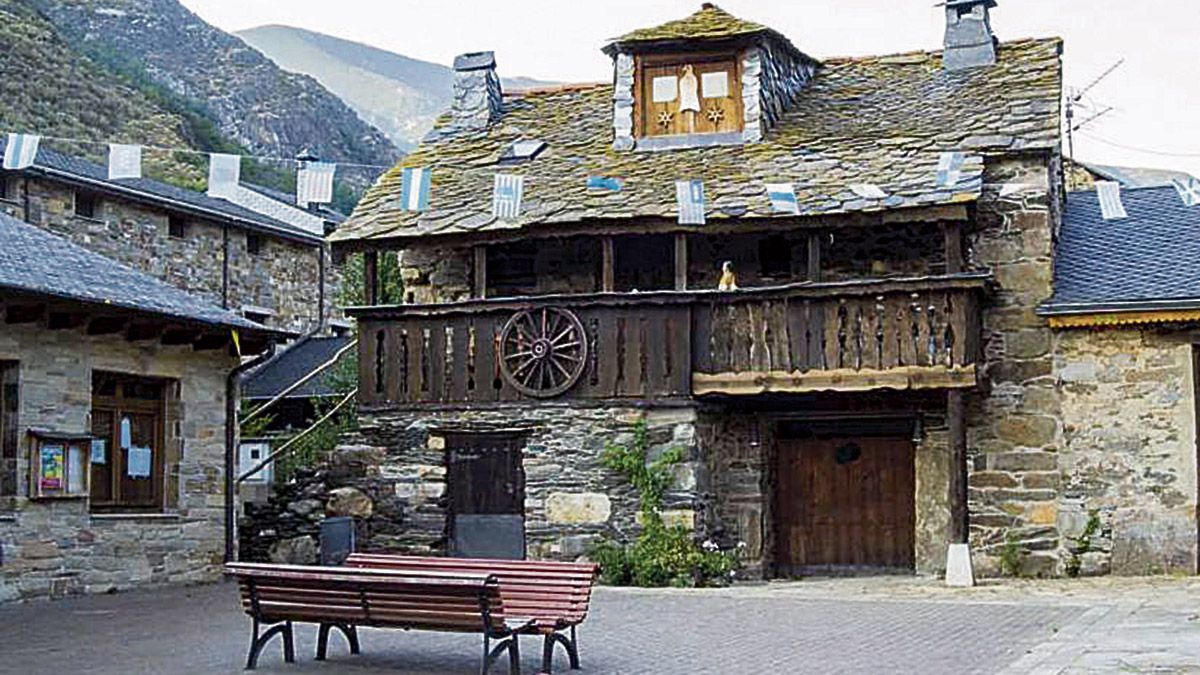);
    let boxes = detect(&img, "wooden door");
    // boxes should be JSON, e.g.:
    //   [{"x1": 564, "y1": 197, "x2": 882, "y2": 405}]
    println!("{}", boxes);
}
[
  {"x1": 775, "y1": 435, "x2": 915, "y2": 574},
  {"x1": 445, "y1": 434, "x2": 526, "y2": 559}
]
